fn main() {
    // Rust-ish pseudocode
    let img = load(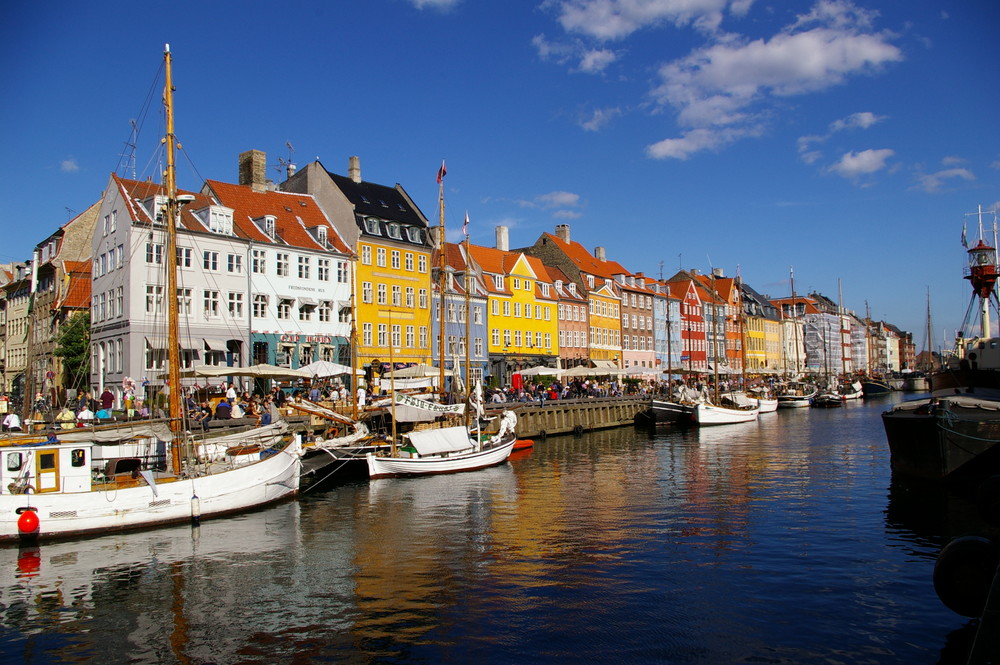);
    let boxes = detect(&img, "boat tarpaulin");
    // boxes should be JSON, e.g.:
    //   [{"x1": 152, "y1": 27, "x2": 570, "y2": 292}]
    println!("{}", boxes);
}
[
  {"x1": 391, "y1": 392, "x2": 465, "y2": 422},
  {"x1": 406, "y1": 426, "x2": 474, "y2": 455}
]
